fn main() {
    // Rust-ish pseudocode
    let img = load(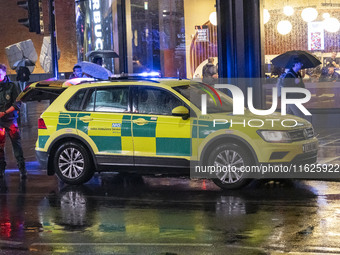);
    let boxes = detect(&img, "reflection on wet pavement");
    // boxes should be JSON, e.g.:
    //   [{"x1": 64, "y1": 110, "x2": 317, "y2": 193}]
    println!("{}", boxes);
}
[
  {"x1": 316, "y1": 128, "x2": 340, "y2": 165},
  {"x1": 2, "y1": 172, "x2": 340, "y2": 254}
]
